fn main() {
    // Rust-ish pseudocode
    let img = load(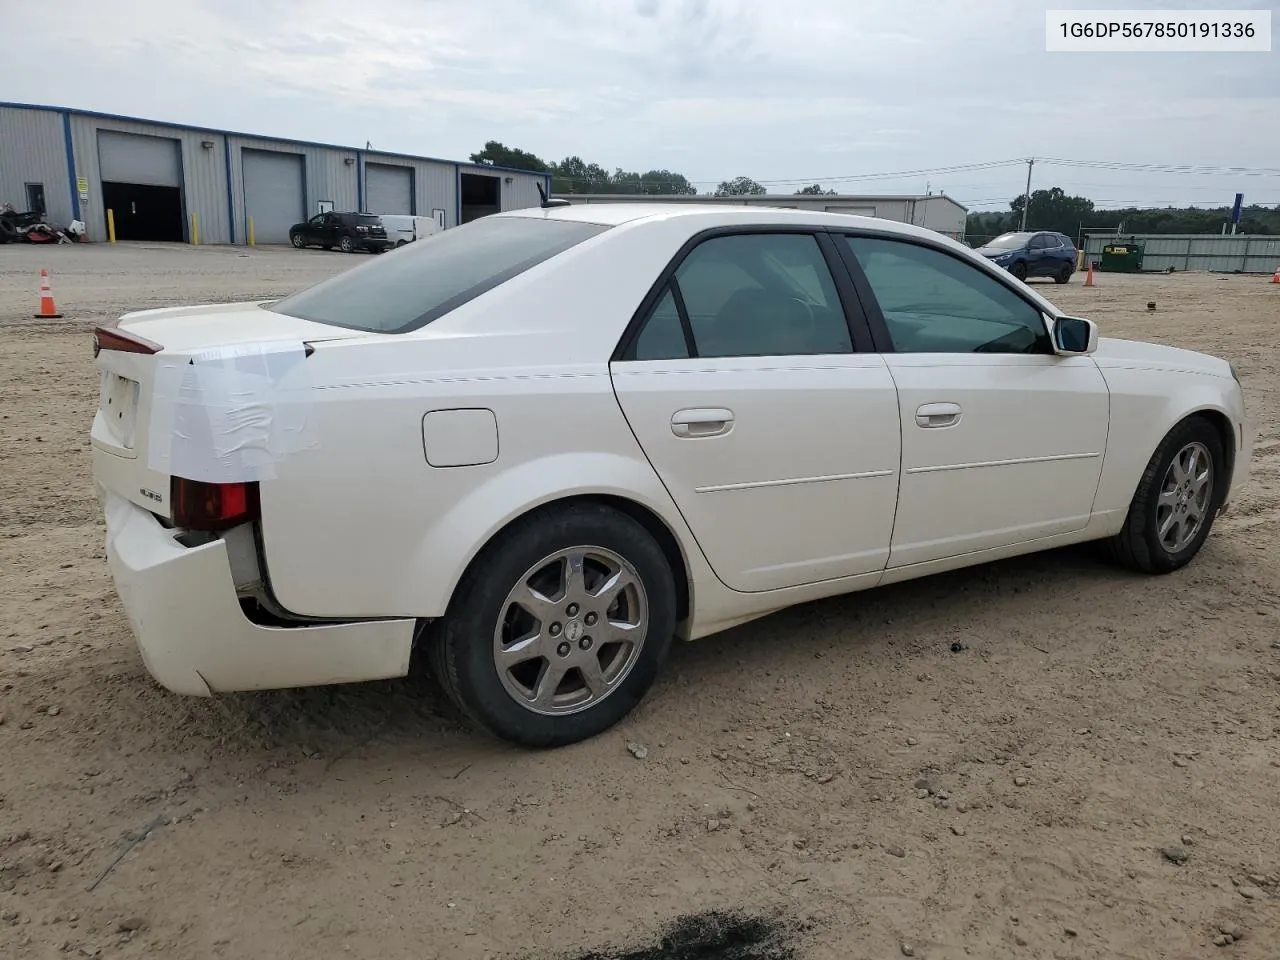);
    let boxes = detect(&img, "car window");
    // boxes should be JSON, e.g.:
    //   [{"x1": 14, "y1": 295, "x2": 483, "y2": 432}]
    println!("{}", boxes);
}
[
  {"x1": 268, "y1": 216, "x2": 609, "y2": 333},
  {"x1": 670, "y1": 233, "x2": 852, "y2": 357},
  {"x1": 1028, "y1": 235, "x2": 1048, "y2": 249},
  {"x1": 309, "y1": 214, "x2": 324, "y2": 225},
  {"x1": 1040, "y1": 234, "x2": 1061, "y2": 249},
  {"x1": 1057, "y1": 234, "x2": 1075, "y2": 249},
  {"x1": 843, "y1": 236, "x2": 1052, "y2": 355},
  {"x1": 631, "y1": 287, "x2": 690, "y2": 361}
]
